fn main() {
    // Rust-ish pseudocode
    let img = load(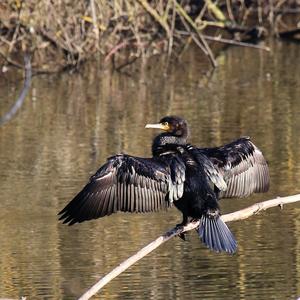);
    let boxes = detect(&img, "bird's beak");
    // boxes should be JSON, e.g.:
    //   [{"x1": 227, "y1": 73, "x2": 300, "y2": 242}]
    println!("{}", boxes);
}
[{"x1": 145, "y1": 123, "x2": 169, "y2": 131}]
